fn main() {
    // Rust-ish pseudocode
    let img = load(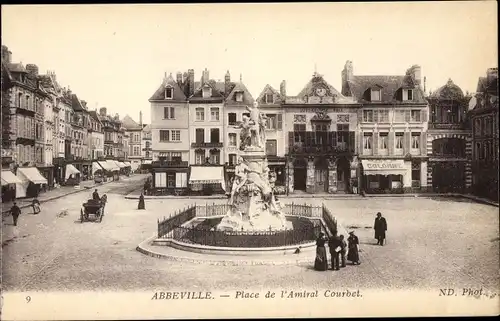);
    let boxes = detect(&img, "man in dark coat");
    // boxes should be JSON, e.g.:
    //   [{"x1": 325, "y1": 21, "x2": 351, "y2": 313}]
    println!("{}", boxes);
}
[
  {"x1": 138, "y1": 193, "x2": 145, "y2": 210},
  {"x1": 92, "y1": 189, "x2": 100, "y2": 201},
  {"x1": 328, "y1": 232, "x2": 342, "y2": 271},
  {"x1": 374, "y1": 212, "x2": 387, "y2": 246},
  {"x1": 10, "y1": 202, "x2": 21, "y2": 226}
]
